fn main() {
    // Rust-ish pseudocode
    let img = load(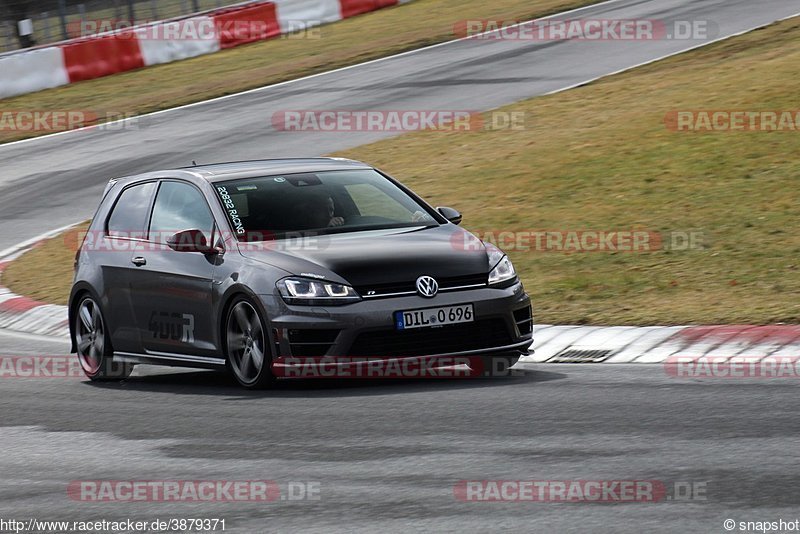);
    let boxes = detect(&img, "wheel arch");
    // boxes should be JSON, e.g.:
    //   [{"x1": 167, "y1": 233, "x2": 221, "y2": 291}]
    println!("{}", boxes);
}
[
  {"x1": 217, "y1": 284, "x2": 277, "y2": 362},
  {"x1": 68, "y1": 282, "x2": 100, "y2": 353}
]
